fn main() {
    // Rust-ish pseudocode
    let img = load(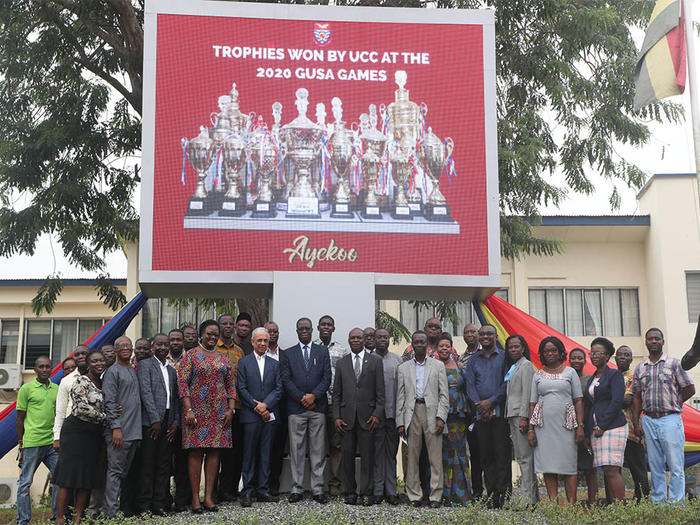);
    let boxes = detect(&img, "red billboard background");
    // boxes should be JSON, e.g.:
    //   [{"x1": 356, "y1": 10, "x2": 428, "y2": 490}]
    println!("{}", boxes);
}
[{"x1": 150, "y1": 12, "x2": 488, "y2": 275}]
